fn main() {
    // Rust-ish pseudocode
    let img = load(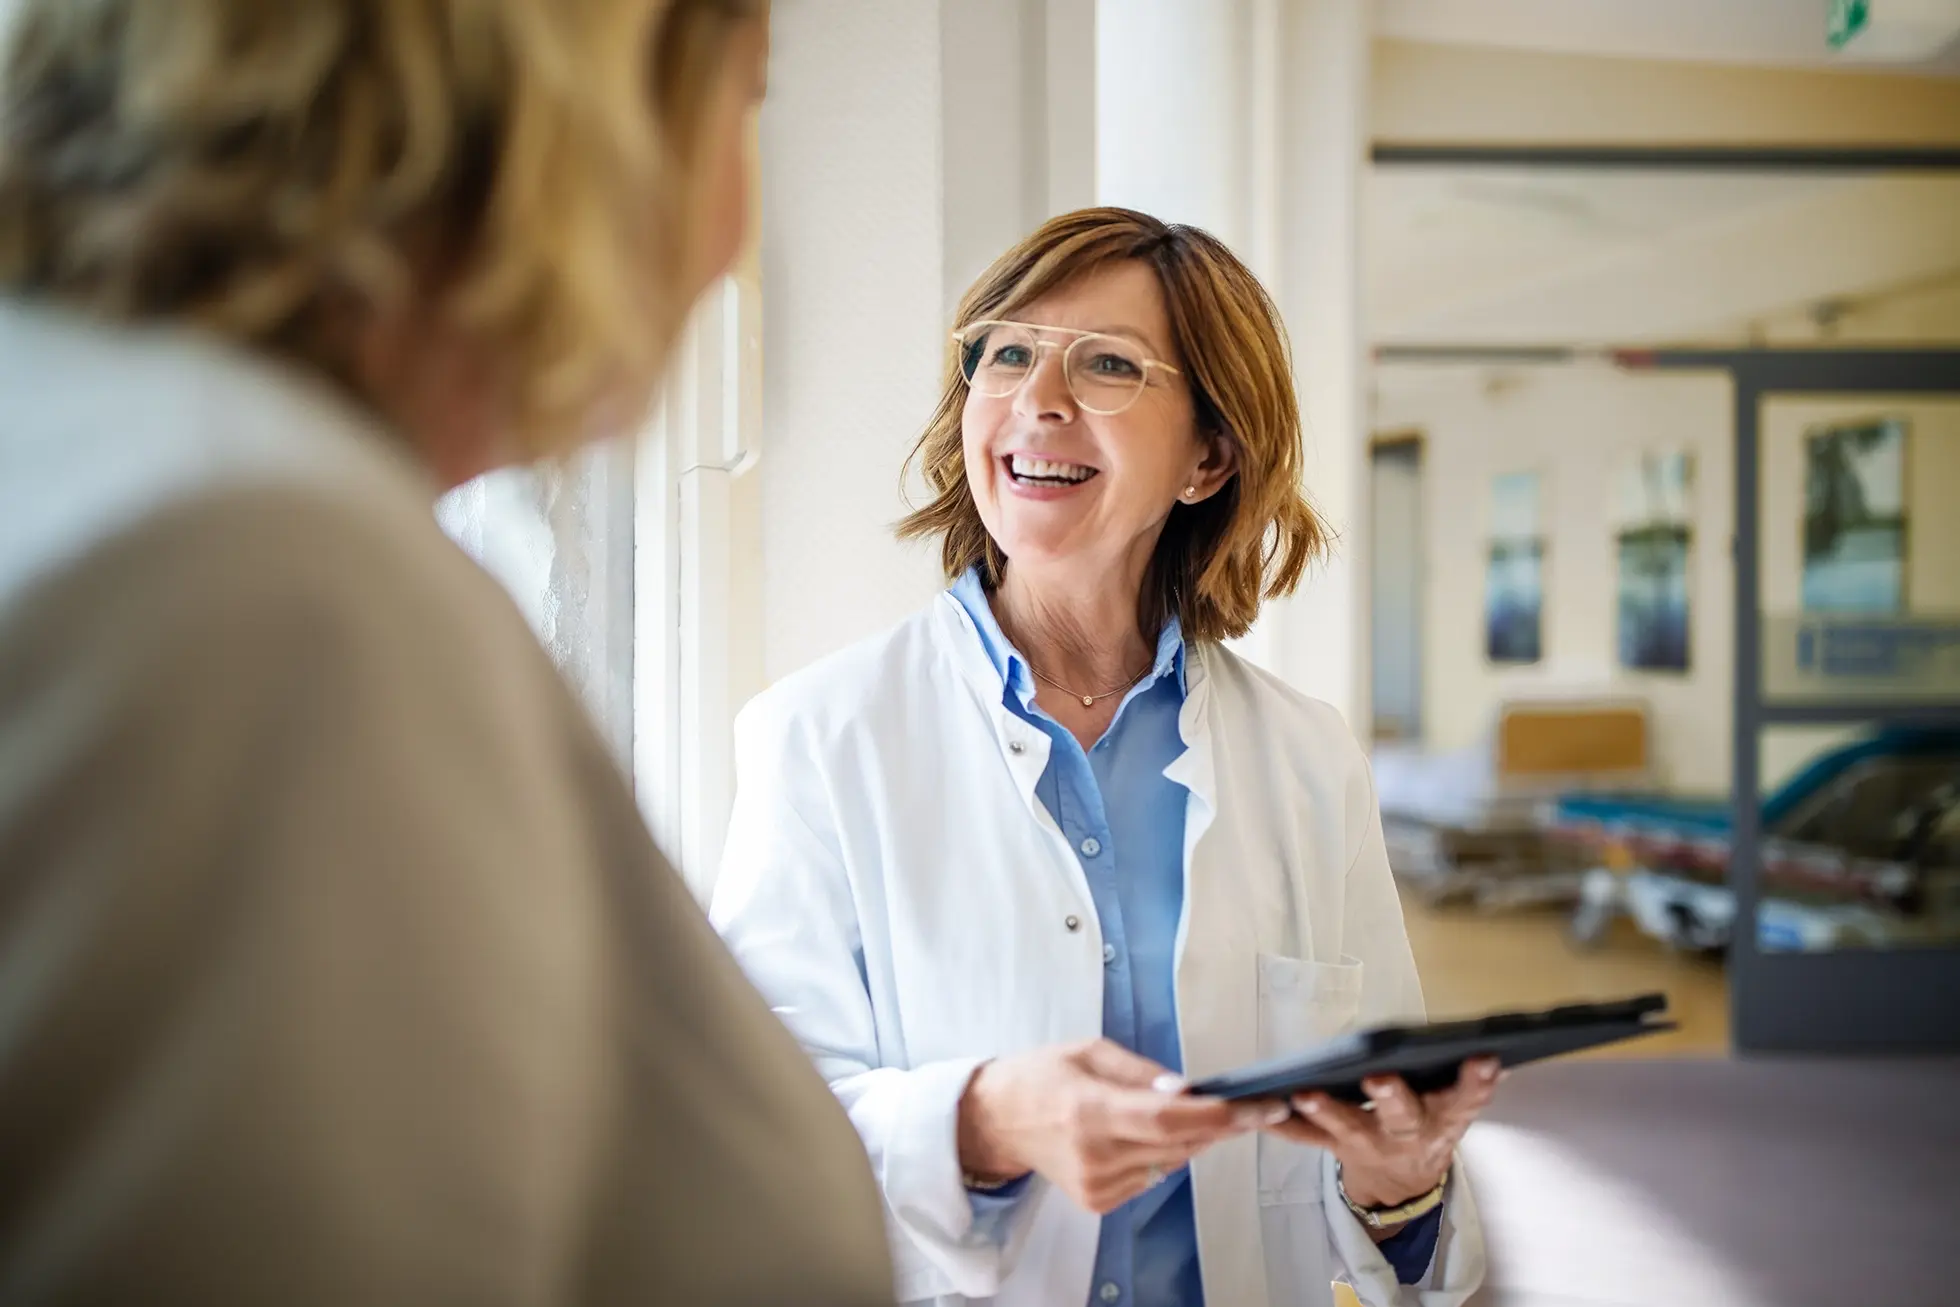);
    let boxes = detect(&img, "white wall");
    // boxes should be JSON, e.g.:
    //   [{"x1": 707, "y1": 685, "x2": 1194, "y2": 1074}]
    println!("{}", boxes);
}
[
  {"x1": 758, "y1": 3, "x2": 948, "y2": 686},
  {"x1": 698, "y1": 1, "x2": 985, "y2": 888},
  {"x1": 1375, "y1": 364, "x2": 1739, "y2": 793}
]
